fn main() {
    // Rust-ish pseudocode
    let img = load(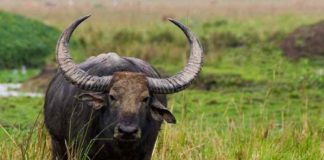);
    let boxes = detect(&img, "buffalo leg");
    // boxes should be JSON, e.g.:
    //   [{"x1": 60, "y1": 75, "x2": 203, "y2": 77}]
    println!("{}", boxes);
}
[{"x1": 51, "y1": 138, "x2": 67, "y2": 160}]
